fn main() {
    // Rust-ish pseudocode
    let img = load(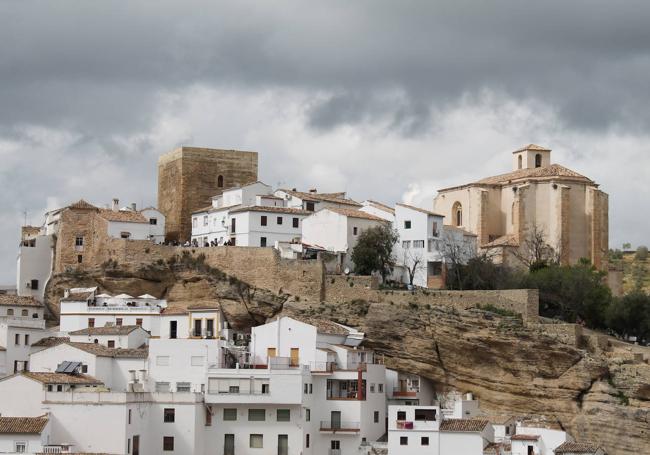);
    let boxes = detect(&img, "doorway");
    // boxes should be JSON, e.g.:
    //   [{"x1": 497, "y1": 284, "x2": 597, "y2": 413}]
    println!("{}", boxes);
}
[{"x1": 278, "y1": 435, "x2": 288, "y2": 455}]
